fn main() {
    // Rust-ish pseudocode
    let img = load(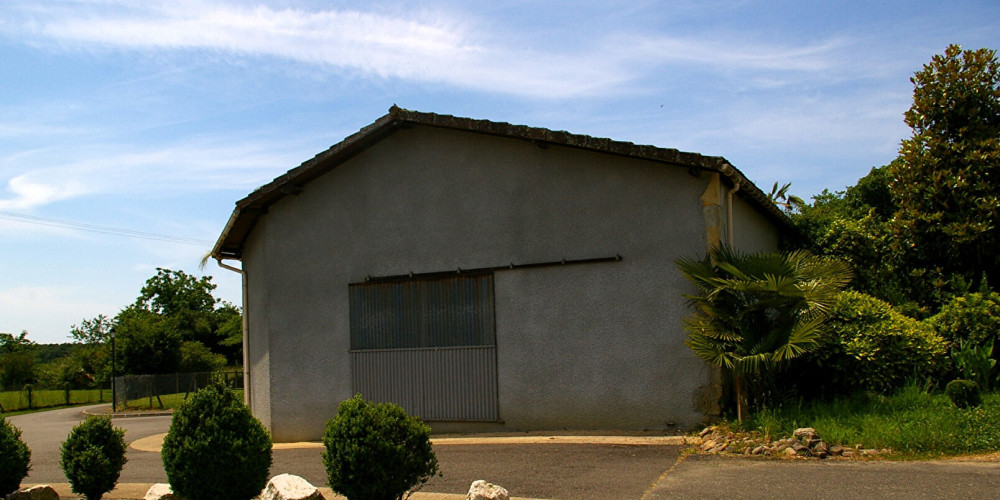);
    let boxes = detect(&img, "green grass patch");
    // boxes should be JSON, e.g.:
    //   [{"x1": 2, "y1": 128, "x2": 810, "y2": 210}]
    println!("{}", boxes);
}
[
  {"x1": 0, "y1": 388, "x2": 109, "y2": 414},
  {"x1": 734, "y1": 384, "x2": 1000, "y2": 457},
  {"x1": 120, "y1": 389, "x2": 245, "y2": 411}
]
